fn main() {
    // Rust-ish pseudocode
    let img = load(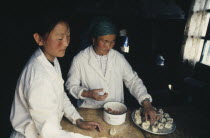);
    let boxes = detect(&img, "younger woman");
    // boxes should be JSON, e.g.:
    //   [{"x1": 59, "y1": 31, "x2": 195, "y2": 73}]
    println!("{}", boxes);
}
[{"x1": 10, "y1": 13, "x2": 102, "y2": 138}]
